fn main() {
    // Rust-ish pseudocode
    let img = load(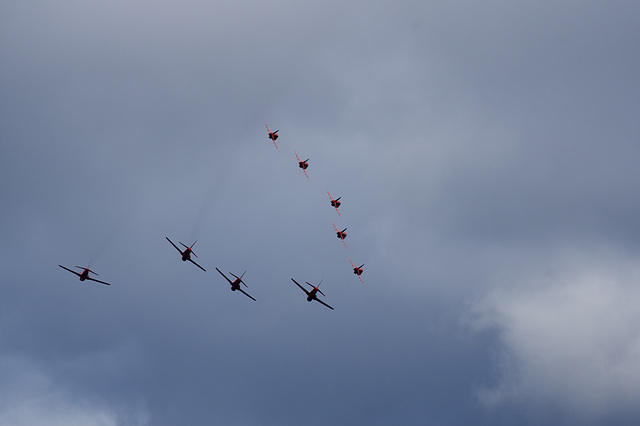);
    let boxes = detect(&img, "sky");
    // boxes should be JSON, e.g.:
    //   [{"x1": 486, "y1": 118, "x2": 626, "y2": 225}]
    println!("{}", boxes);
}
[{"x1": 1, "y1": 0, "x2": 640, "y2": 424}]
